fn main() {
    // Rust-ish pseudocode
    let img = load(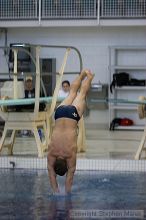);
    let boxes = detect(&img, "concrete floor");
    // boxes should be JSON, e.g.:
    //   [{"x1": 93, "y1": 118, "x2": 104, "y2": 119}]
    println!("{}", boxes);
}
[
  {"x1": 0, "y1": 122, "x2": 144, "y2": 159},
  {"x1": 84, "y1": 125, "x2": 142, "y2": 159}
]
